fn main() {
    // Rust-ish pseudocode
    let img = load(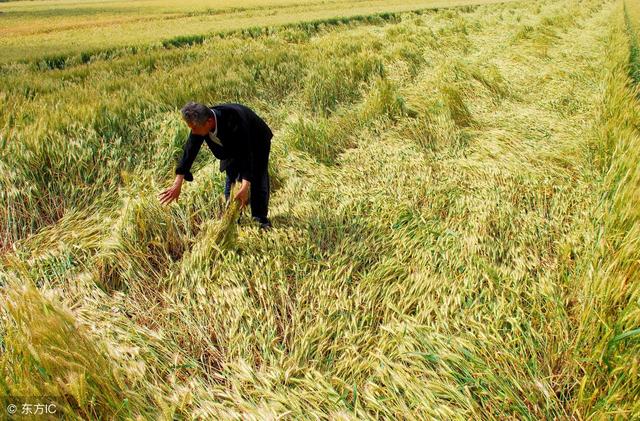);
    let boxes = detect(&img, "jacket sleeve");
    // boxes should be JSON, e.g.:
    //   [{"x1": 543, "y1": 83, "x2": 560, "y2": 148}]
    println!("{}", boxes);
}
[
  {"x1": 234, "y1": 108, "x2": 271, "y2": 184},
  {"x1": 237, "y1": 123, "x2": 255, "y2": 184},
  {"x1": 175, "y1": 133, "x2": 204, "y2": 182}
]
